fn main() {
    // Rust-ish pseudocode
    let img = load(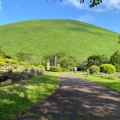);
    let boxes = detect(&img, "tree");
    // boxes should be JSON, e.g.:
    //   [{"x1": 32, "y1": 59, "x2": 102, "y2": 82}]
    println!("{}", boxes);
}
[
  {"x1": 80, "y1": 0, "x2": 102, "y2": 8},
  {"x1": 110, "y1": 51, "x2": 120, "y2": 72},
  {"x1": 87, "y1": 55, "x2": 109, "y2": 67},
  {"x1": 0, "y1": 46, "x2": 6, "y2": 58},
  {"x1": 44, "y1": 51, "x2": 77, "y2": 71},
  {"x1": 16, "y1": 51, "x2": 33, "y2": 62},
  {"x1": 0, "y1": 46, "x2": 13, "y2": 59},
  {"x1": 59, "y1": 56, "x2": 77, "y2": 71},
  {"x1": 44, "y1": 50, "x2": 67, "y2": 66},
  {"x1": 77, "y1": 59, "x2": 87, "y2": 71},
  {"x1": 47, "y1": 0, "x2": 102, "y2": 8},
  {"x1": 118, "y1": 35, "x2": 120, "y2": 44}
]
